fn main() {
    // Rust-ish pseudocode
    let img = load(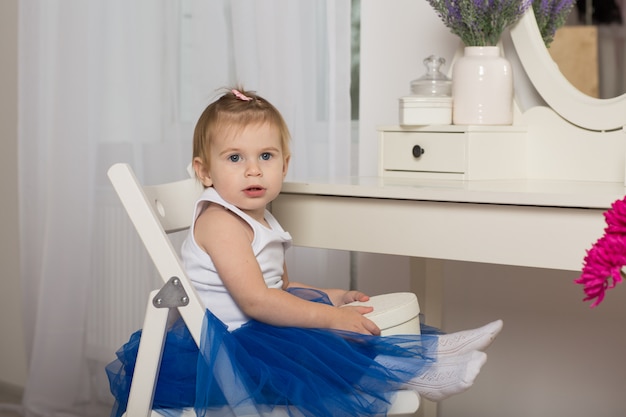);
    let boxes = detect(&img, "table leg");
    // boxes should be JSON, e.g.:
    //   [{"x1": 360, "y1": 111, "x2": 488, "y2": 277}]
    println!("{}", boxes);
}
[{"x1": 410, "y1": 257, "x2": 444, "y2": 417}]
